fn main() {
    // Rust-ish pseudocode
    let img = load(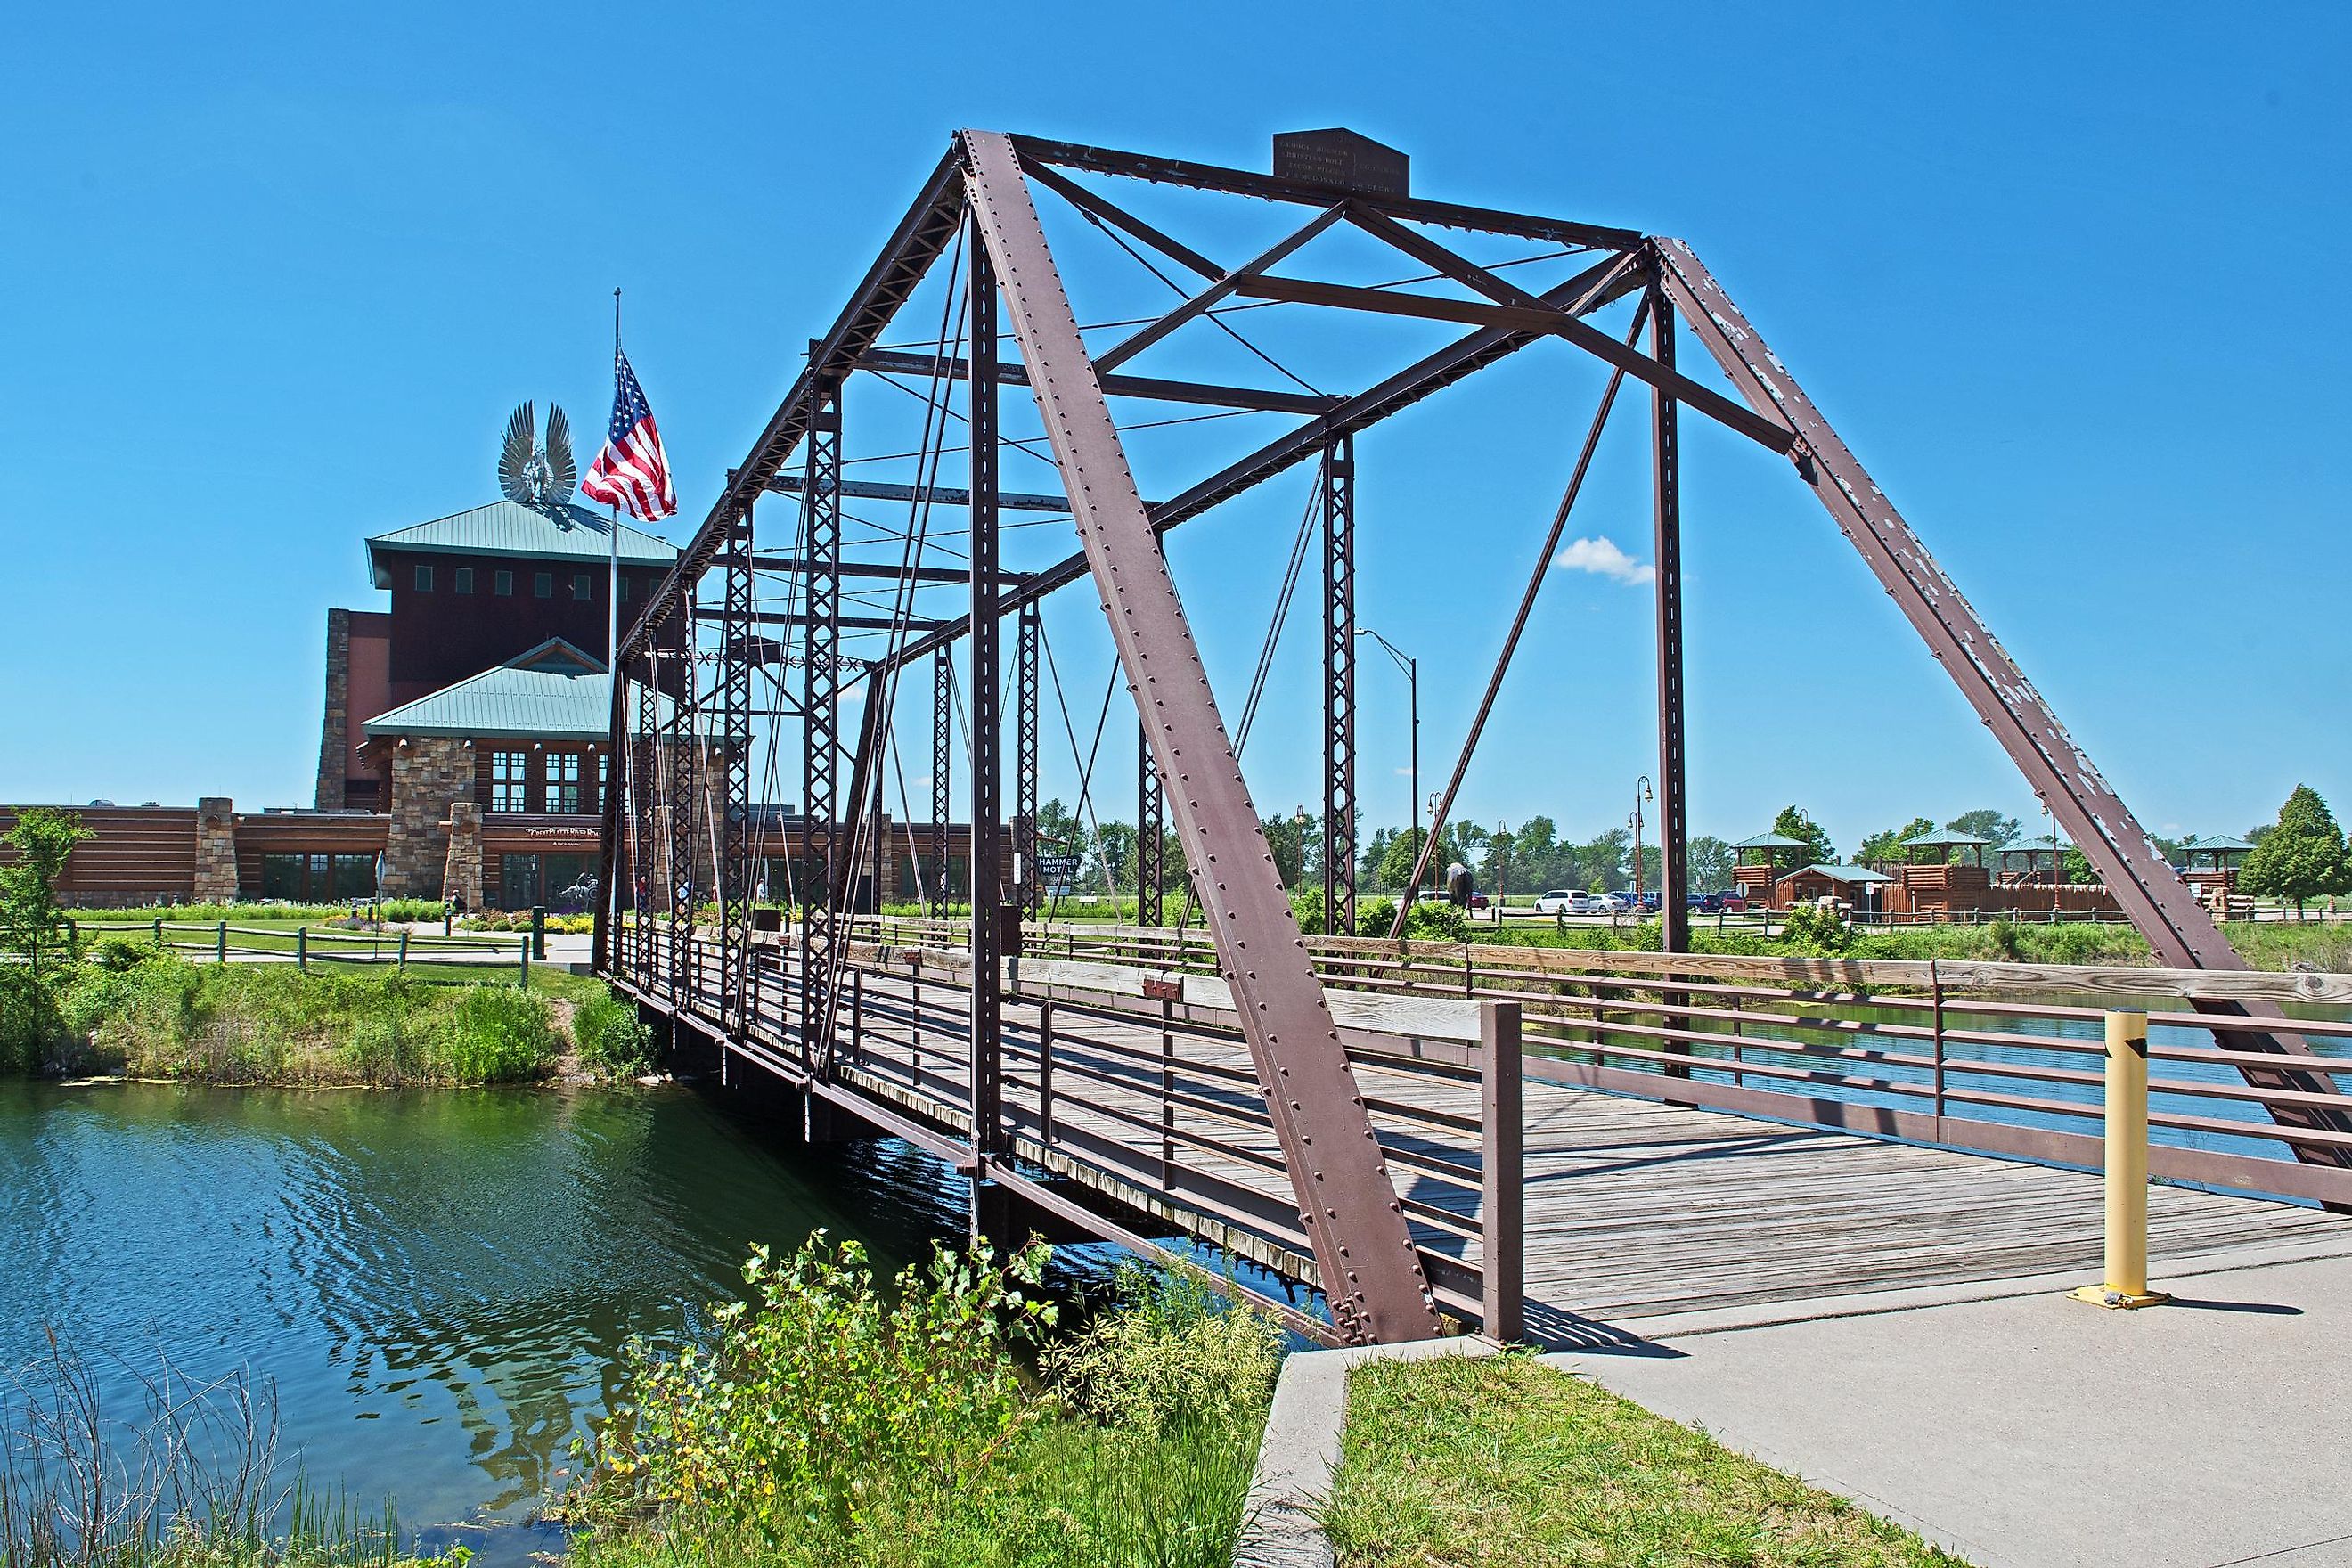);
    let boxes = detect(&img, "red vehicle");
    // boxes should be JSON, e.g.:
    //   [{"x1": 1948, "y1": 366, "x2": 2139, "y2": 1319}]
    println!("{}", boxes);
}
[{"x1": 1716, "y1": 891, "x2": 1749, "y2": 912}]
